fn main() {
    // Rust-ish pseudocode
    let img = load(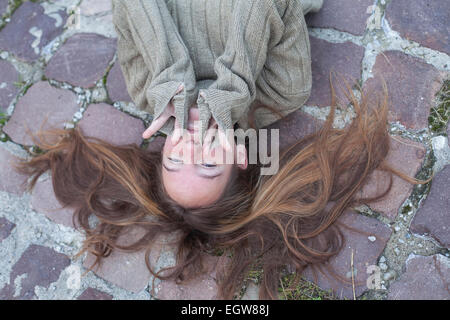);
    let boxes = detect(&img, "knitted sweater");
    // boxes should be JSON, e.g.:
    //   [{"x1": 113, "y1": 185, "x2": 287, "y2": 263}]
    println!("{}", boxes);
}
[{"x1": 111, "y1": 0, "x2": 322, "y2": 138}]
